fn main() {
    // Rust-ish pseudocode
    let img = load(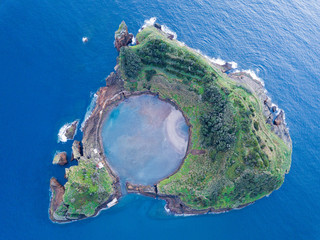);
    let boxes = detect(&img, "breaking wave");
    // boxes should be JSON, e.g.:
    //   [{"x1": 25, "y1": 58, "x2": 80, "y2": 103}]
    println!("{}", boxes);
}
[
  {"x1": 57, "y1": 121, "x2": 78, "y2": 143},
  {"x1": 210, "y1": 57, "x2": 226, "y2": 65},
  {"x1": 131, "y1": 36, "x2": 136, "y2": 45},
  {"x1": 160, "y1": 24, "x2": 177, "y2": 39},
  {"x1": 234, "y1": 69, "x2": 265, "y2": 86},
  {"x1": 139, "y1": 17, "x2": 178, "y2": 40},
  {"x1": 139, "y1": 17, "x2": 157, "y2": 32},
  {"x1": 81, "y1": 93, "x2": 98, "y2": 131}
]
